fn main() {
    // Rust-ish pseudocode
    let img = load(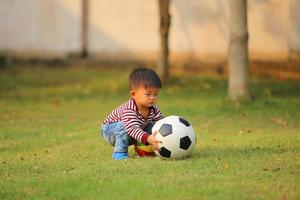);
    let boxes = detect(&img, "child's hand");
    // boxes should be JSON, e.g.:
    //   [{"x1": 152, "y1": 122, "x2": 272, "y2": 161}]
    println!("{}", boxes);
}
[{"x1": 147, "y1": 131, "x2": 162, "y2": 152}]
